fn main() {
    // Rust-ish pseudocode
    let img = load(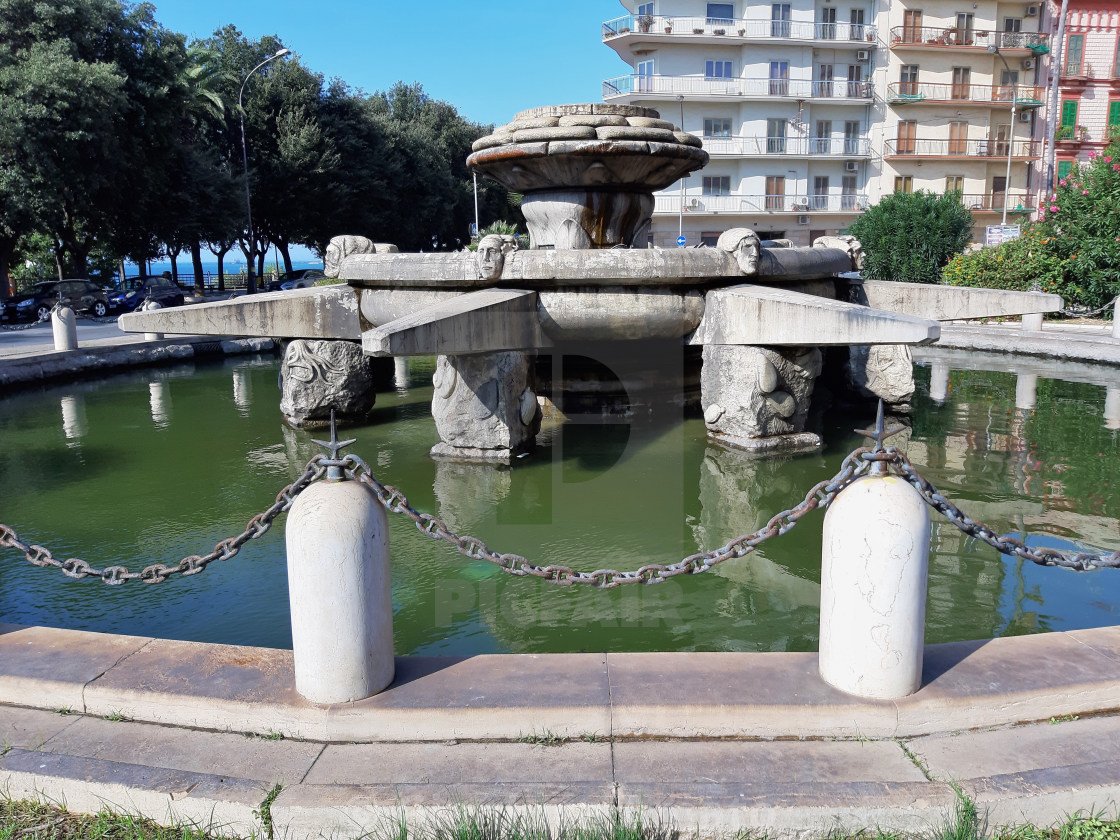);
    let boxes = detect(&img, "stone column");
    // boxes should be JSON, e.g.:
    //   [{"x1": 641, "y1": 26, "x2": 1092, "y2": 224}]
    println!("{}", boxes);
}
[
  {"x1": 700, "y1": 344, "x2": 823, "y2": 454},
  {"x1": 1022, "y1": 312, "x2": 1044, "y2": 332},
  {"x1": 430, "y1": 351, "x2": 541, "y2": 463}
]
